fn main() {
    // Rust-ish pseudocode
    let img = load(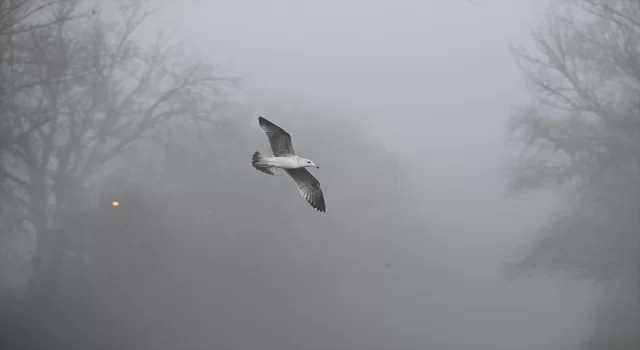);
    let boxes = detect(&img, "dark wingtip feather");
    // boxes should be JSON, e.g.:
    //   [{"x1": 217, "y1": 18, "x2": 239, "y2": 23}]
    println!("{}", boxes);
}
[
  {"x1": 258, "y1": 116, "x2": 278, "y2": 129},
  {"x1": 312, "y1": 197, "x2": 326, "y2": 212}
]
